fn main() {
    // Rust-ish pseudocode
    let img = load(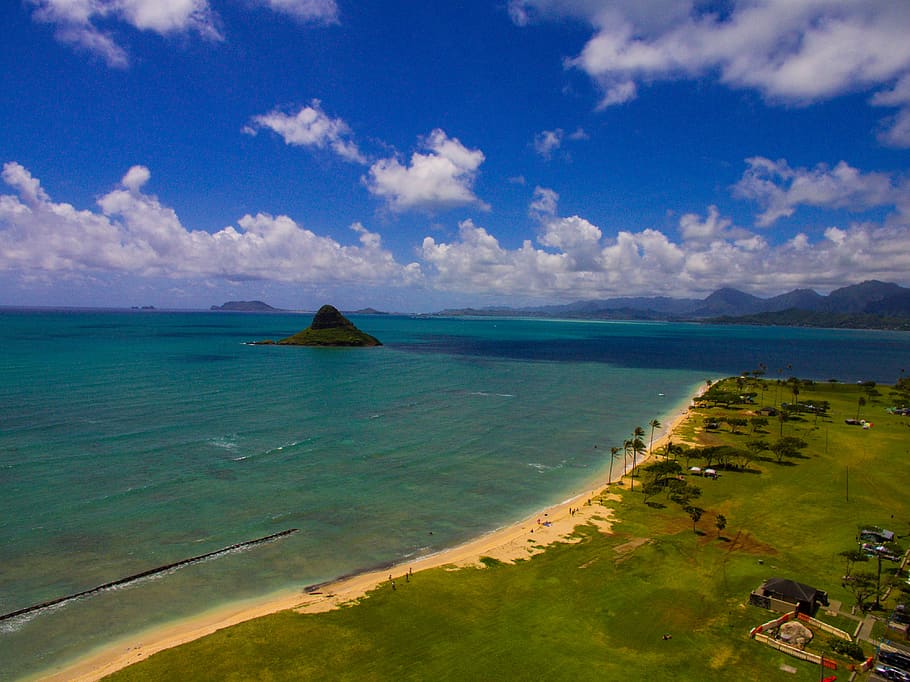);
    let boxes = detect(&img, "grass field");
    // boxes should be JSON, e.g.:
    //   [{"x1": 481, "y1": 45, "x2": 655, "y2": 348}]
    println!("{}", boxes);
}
[{"x1": 108, "y1": 378, "x2": 910, "y2": 681}]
